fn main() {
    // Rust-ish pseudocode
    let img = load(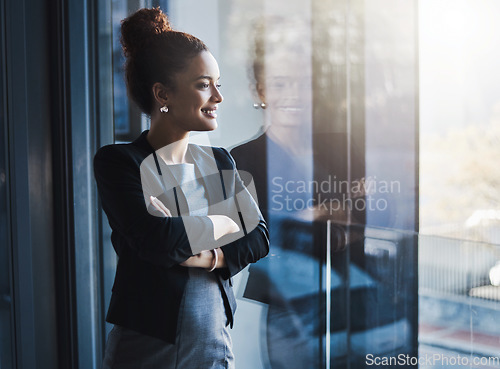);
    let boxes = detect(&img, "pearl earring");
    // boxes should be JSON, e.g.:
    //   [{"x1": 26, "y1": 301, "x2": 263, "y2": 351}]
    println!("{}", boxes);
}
[
  {"x1": 253, "y1": 103, "x2": 267, "y2": 109},
  {"x1": 160, "y1": 106, "x2": 169, "y2": 113}
]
